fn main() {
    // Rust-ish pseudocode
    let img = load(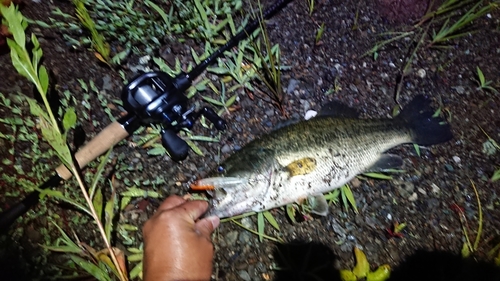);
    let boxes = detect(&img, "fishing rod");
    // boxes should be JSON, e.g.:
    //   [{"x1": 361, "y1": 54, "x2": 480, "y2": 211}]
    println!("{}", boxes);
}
[{"x1": 0, "y1": 0, "x2": 295, "y2": 232}]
